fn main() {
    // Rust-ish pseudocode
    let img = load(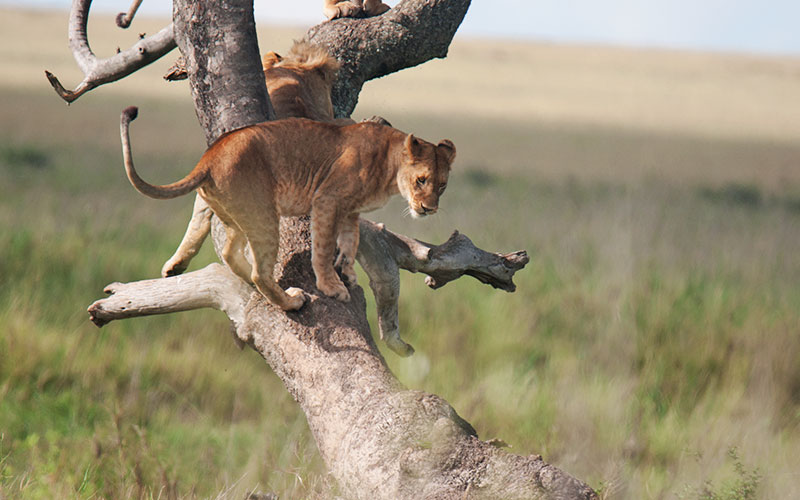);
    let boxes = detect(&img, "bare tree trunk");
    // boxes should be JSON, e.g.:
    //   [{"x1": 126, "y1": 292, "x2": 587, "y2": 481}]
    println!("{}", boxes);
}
[
  {"x1": 86, "y1": 0, "x2": 598, "y2": 497},
  {"x1": 171, "y1": 0, "x2": 275, "y2": 143}
]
